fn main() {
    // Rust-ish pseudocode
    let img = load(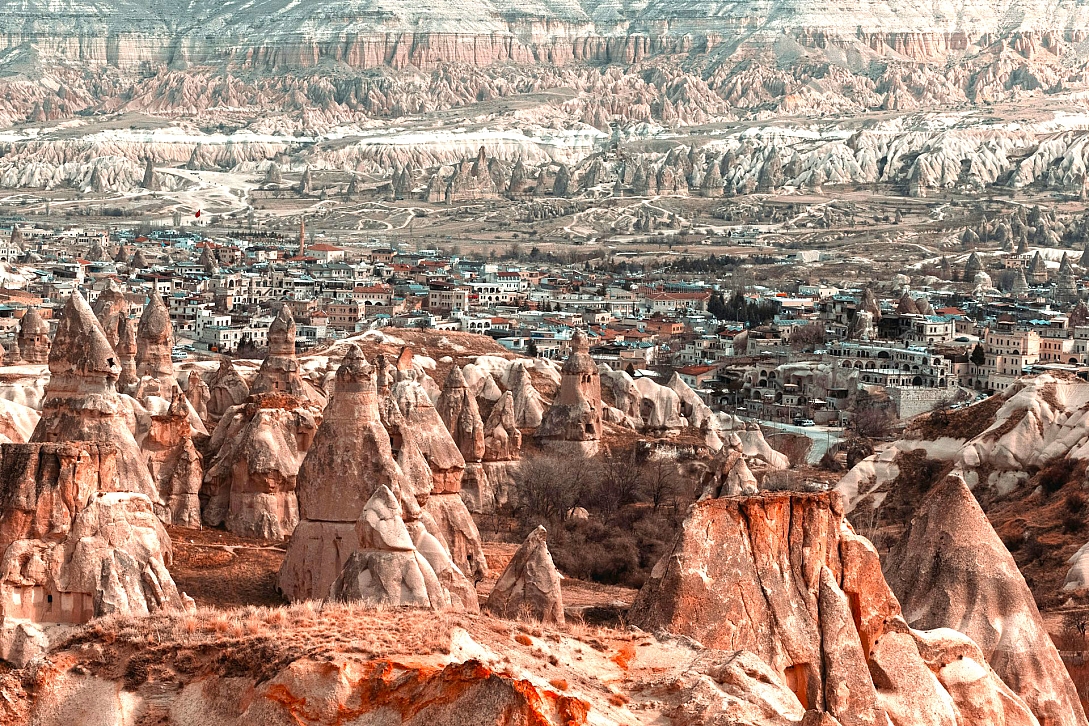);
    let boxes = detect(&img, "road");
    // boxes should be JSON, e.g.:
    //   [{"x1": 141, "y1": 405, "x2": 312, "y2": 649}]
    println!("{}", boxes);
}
[{"x1": 759, "y1": 421, "x2": 844, "y2": 465}]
